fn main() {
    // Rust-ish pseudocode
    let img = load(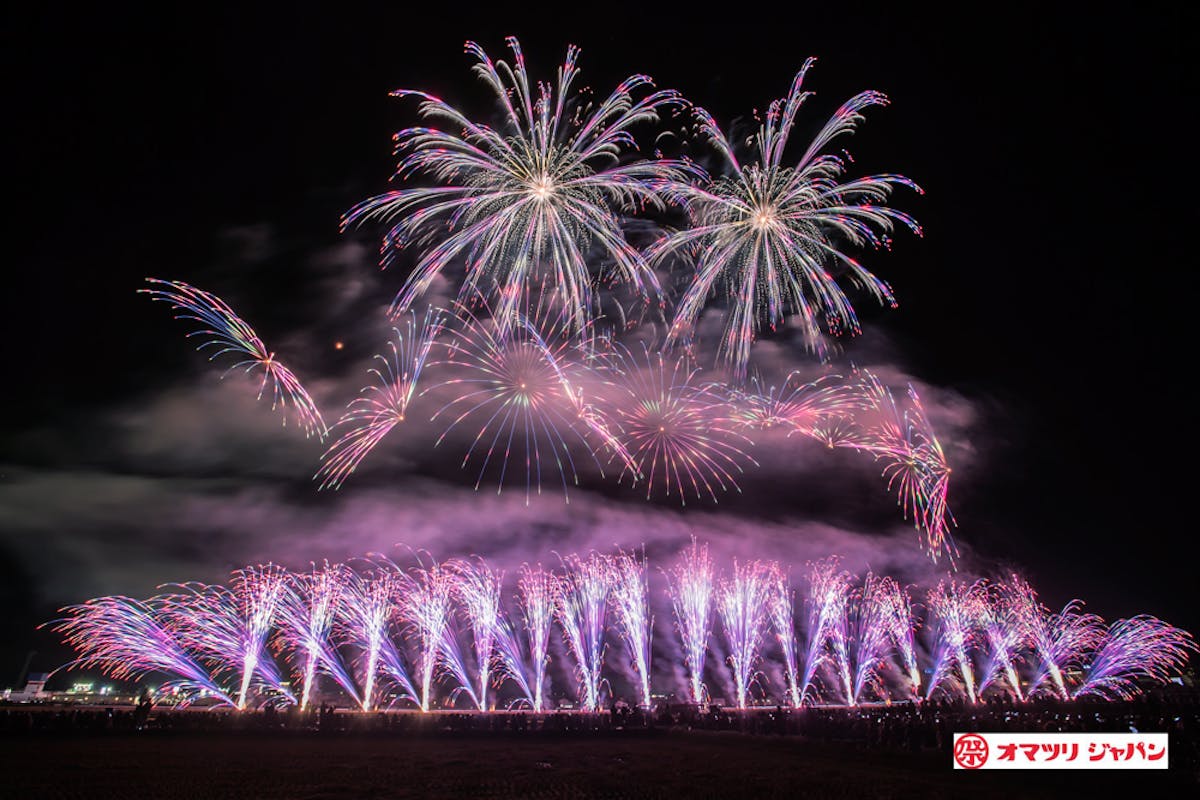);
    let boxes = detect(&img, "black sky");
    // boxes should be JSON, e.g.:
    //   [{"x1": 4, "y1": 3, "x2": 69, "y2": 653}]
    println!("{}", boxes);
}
[{"x1": 2, "y1": 5, "x2": 1195, "y2": 682}]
